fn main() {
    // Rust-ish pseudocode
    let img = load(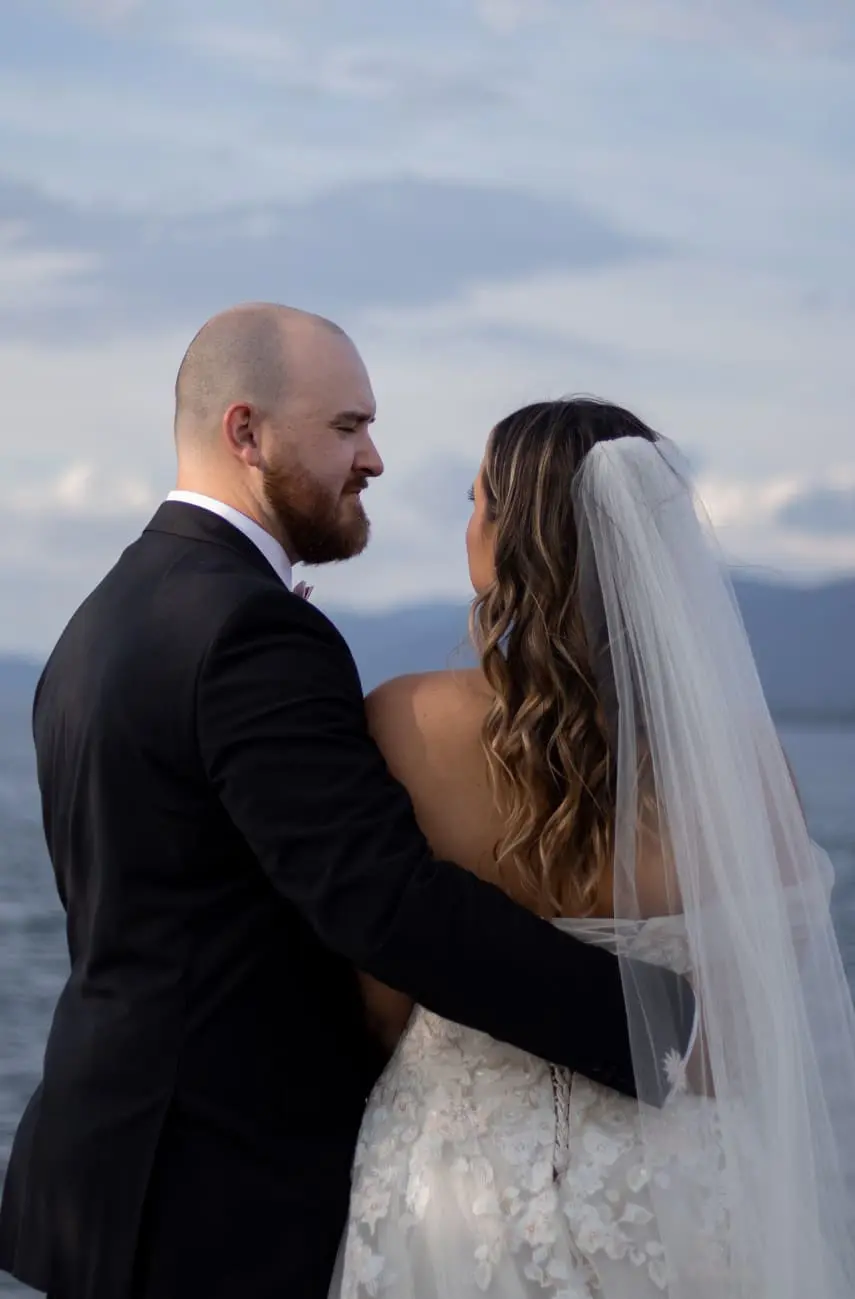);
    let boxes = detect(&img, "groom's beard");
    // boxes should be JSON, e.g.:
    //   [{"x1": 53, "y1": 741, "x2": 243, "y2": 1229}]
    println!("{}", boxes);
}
[{"x1": 262, "y1": 458, "x2": 371, "y2": 565}]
